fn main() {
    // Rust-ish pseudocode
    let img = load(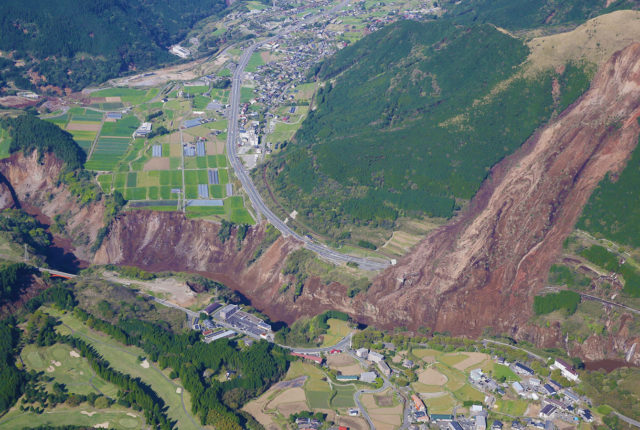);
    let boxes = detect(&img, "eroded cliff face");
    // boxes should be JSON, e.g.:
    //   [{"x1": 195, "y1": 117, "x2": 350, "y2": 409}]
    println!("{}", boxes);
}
[
  {"x1": 364, "y1": 43, "x2": 640, "y2": 340},
  {"x1": 0, "y1": 150, "x2": 106, "y2": 262},
  {"x1": 4, "y1": 45, "x2": 640, "y2": 365},
  {"x1": 93, "y1": 211, "x2": 321, "y2": 321}
]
